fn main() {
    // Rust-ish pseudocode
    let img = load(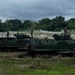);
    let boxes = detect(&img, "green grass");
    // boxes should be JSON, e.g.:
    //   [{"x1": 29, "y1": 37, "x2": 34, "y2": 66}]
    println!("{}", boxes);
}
[{"x1": 0, "y1": 57, "x2": 75, "y2": 75}]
